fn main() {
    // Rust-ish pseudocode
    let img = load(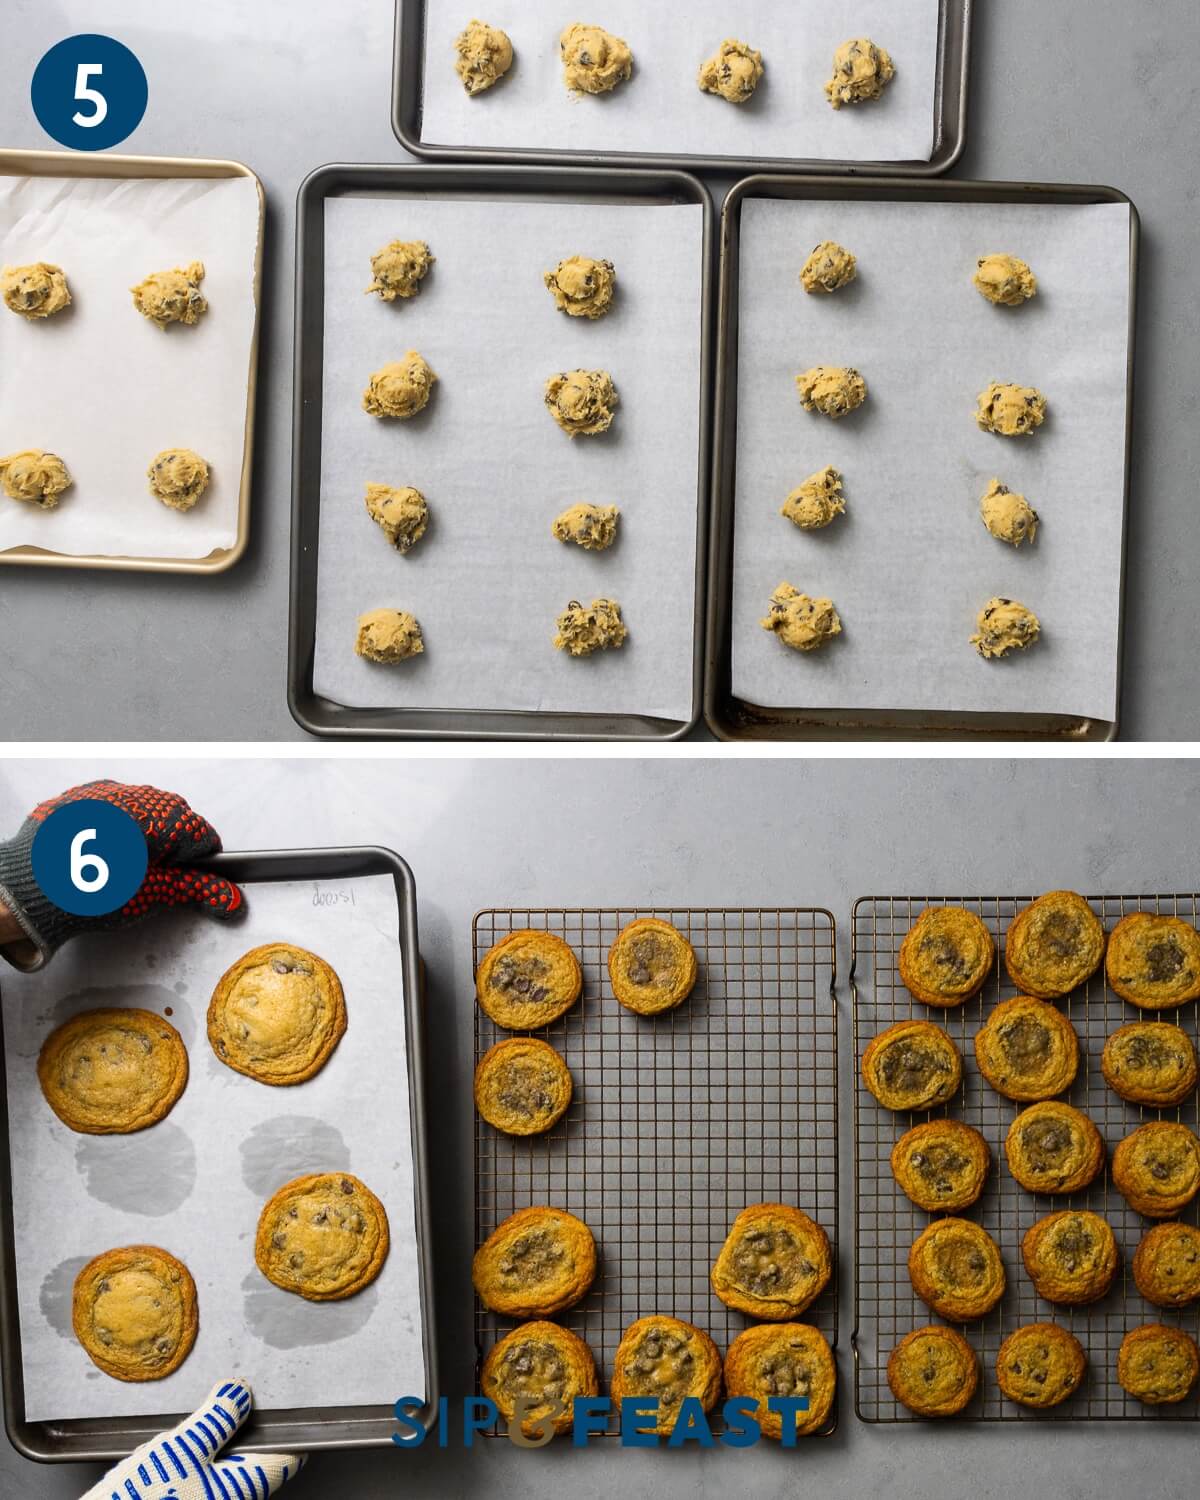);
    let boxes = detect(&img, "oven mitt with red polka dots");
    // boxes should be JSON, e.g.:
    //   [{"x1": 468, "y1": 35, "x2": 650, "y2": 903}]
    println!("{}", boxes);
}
[
  {"x1": 0, "y1": 780, "x2": 244, "y2": 971},
  {"x1": 80, "y1": 1378, "x2": 306, "y2": 1500}
]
